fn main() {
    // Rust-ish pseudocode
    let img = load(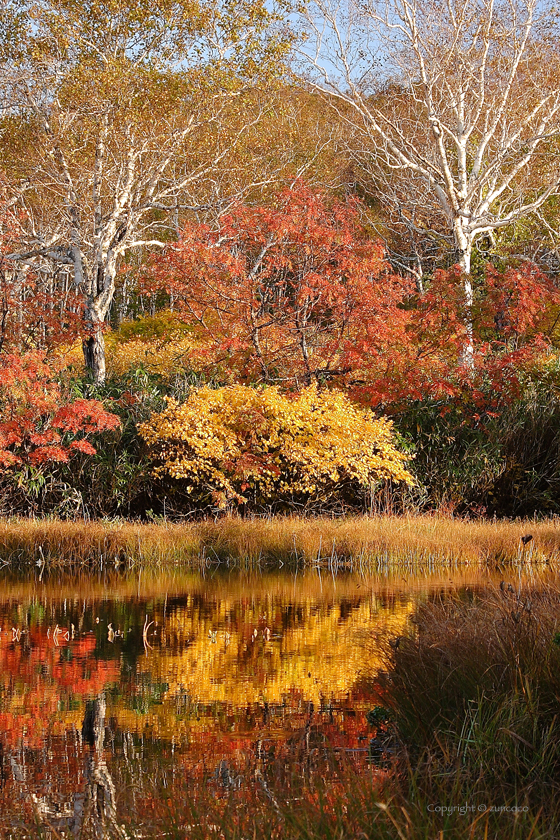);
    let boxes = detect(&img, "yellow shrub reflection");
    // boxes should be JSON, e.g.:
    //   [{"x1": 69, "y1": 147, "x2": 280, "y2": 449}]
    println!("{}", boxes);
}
[{"x1": 122, "y1": 596, "x2": 414, "y2": 739}]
